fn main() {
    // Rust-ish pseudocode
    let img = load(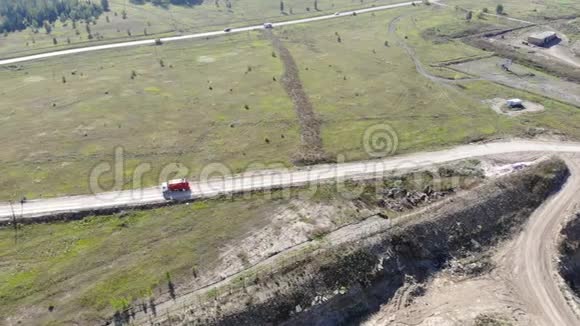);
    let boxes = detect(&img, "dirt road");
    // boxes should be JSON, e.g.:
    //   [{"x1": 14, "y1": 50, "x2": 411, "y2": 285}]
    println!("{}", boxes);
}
[
  {"x1": 366, "y1": 156, "x2": 580, "y2": 326},
  {"x1": 0, "y1": 0, "x2": 422, "y2": 66},
  {"x1": 3, "y1": 140, "x2": 580, "y2": 223},
  {"x1": 502, "y1": 155, "x2": 580, "y2": 325}
]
